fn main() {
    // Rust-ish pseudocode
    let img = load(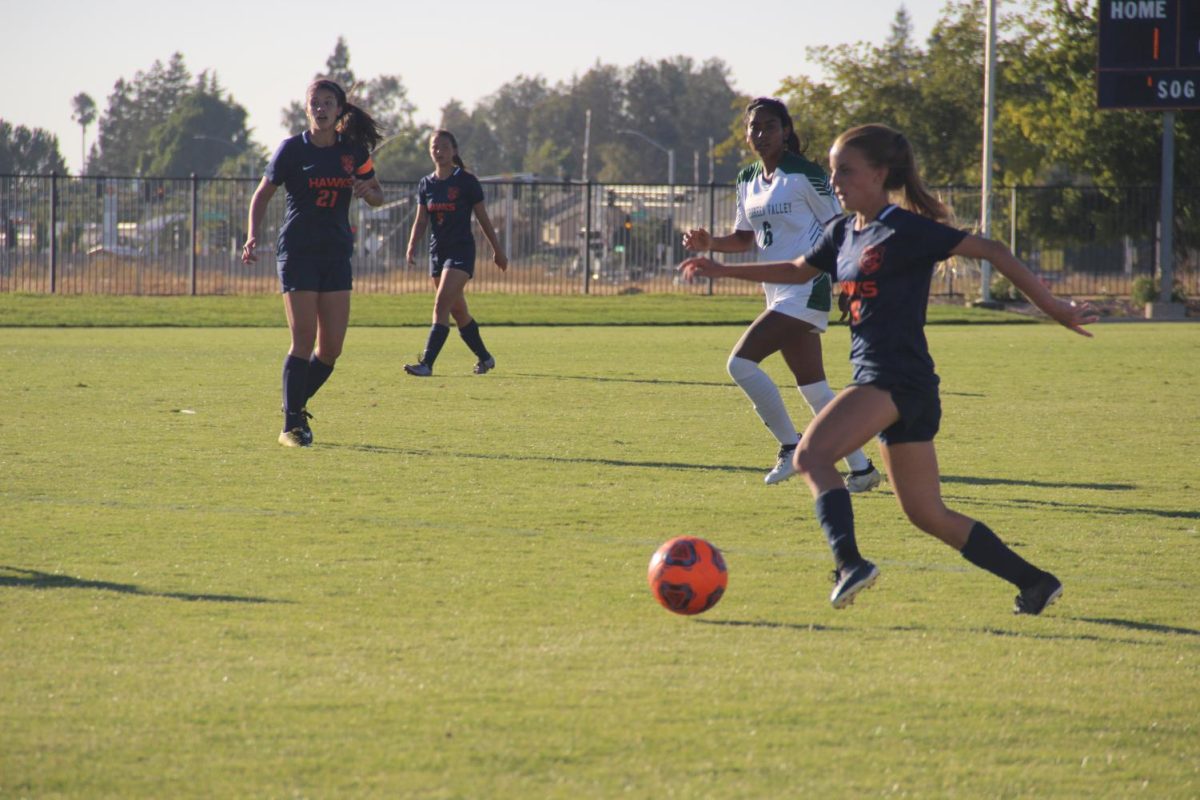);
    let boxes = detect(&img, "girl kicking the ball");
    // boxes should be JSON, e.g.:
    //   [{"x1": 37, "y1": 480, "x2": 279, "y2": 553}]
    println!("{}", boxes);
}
[
  {"x1": 682, "y1": 98, "x2": 880, "y2": 491},
  {"x1": 680, "y1": 123, "x2": 1097, "y2": 614},
  {"x1": 243, "y1": 78, "x2": 386, "y2": 447}
]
